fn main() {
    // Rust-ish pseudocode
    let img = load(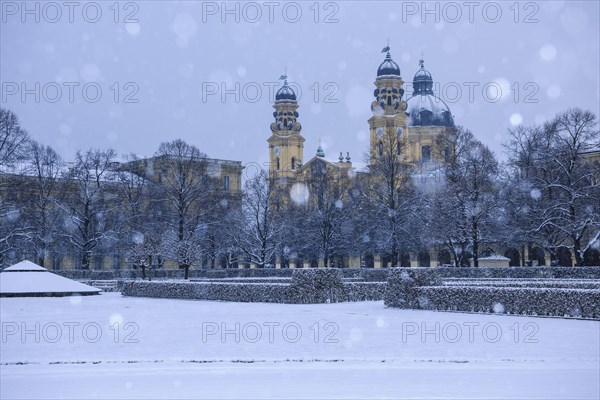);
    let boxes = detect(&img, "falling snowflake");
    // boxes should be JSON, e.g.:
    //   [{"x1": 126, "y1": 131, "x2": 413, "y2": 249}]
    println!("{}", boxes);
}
[{"x1": 290, "y1": 183, "x2": 309, "y2": 205}]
